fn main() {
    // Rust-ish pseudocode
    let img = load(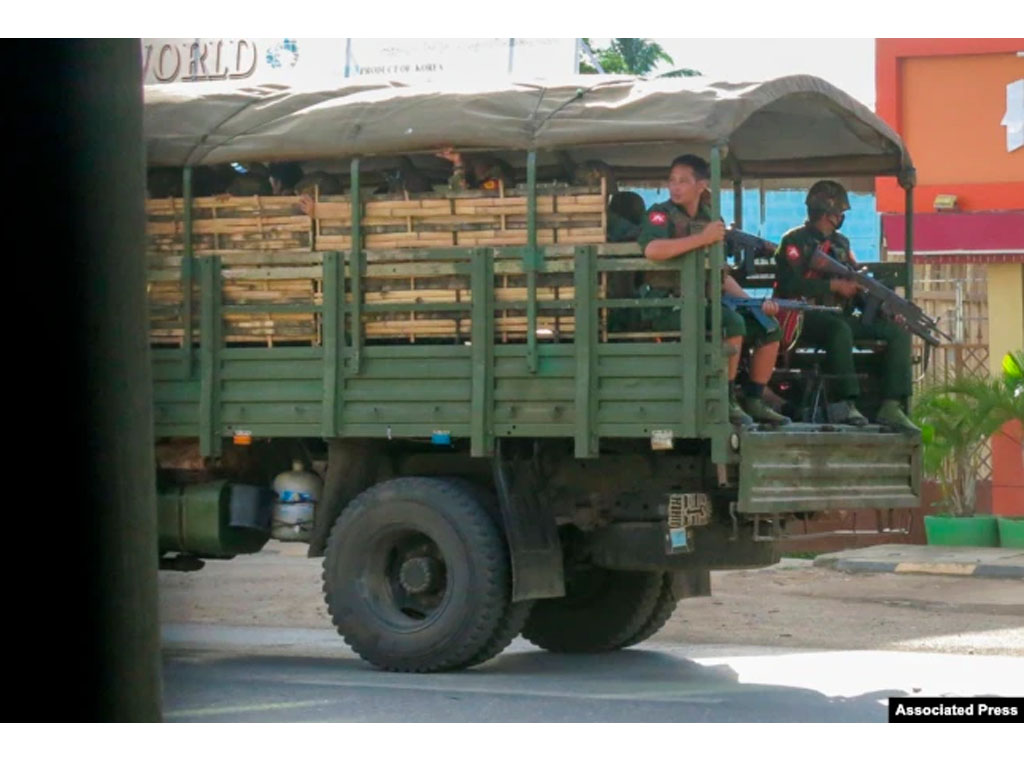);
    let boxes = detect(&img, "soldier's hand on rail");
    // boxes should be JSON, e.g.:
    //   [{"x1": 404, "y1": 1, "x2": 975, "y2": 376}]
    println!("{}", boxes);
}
[
  {"x1": 701, "y1": 220, "x2": 726, "y2": 246},
  {"x1": 830, "y1": 278, "x2": 859, "y2": 298},
  {"x1": 761, "y1": 299, "x2": 779, "y2": 316},
  {"x1": 298, "y1": 194, "x2": 315, "y2": 216}
]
